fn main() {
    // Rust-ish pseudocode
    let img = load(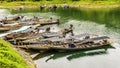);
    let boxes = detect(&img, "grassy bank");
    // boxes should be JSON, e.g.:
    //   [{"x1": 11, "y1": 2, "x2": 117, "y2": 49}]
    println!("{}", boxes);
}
[
  {"x1": 0, "y1": 39, "x2": 30, "y2": 68},
  {"x1": 0, "y1": 1, "x2": 120, "y2": 9}
]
